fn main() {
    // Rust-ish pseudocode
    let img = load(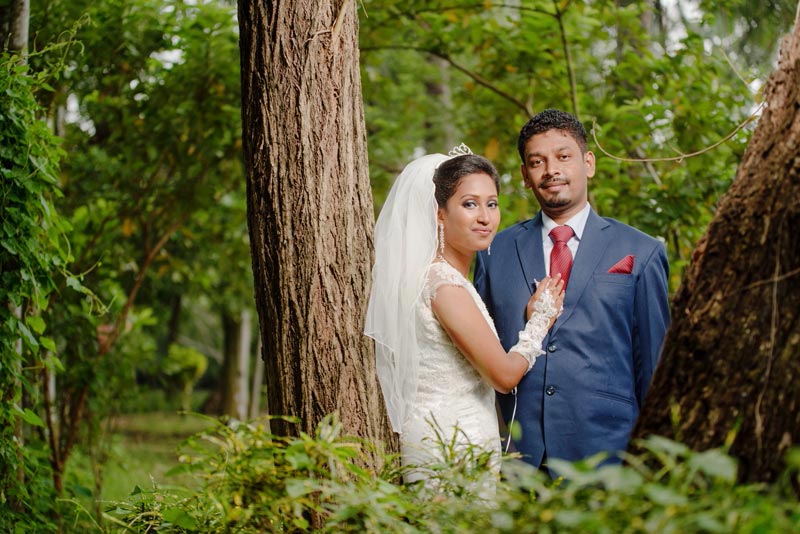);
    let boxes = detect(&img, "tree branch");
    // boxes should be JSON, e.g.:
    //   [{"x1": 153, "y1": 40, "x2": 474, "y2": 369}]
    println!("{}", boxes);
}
[
  {"x1": 361, "y1": 44, "x2": 532, "y2": 116},
  {"x1": 553, "y1": 0, "x2": 579, "y2": 119}
]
